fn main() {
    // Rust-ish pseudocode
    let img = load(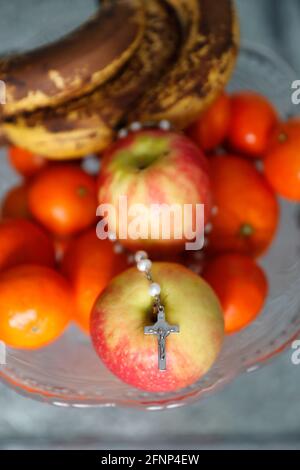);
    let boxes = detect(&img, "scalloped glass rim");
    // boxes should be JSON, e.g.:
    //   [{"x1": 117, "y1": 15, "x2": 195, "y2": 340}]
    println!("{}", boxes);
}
[{"x1": 0, "y1": 43, "x2": 300, "y2": 410}]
